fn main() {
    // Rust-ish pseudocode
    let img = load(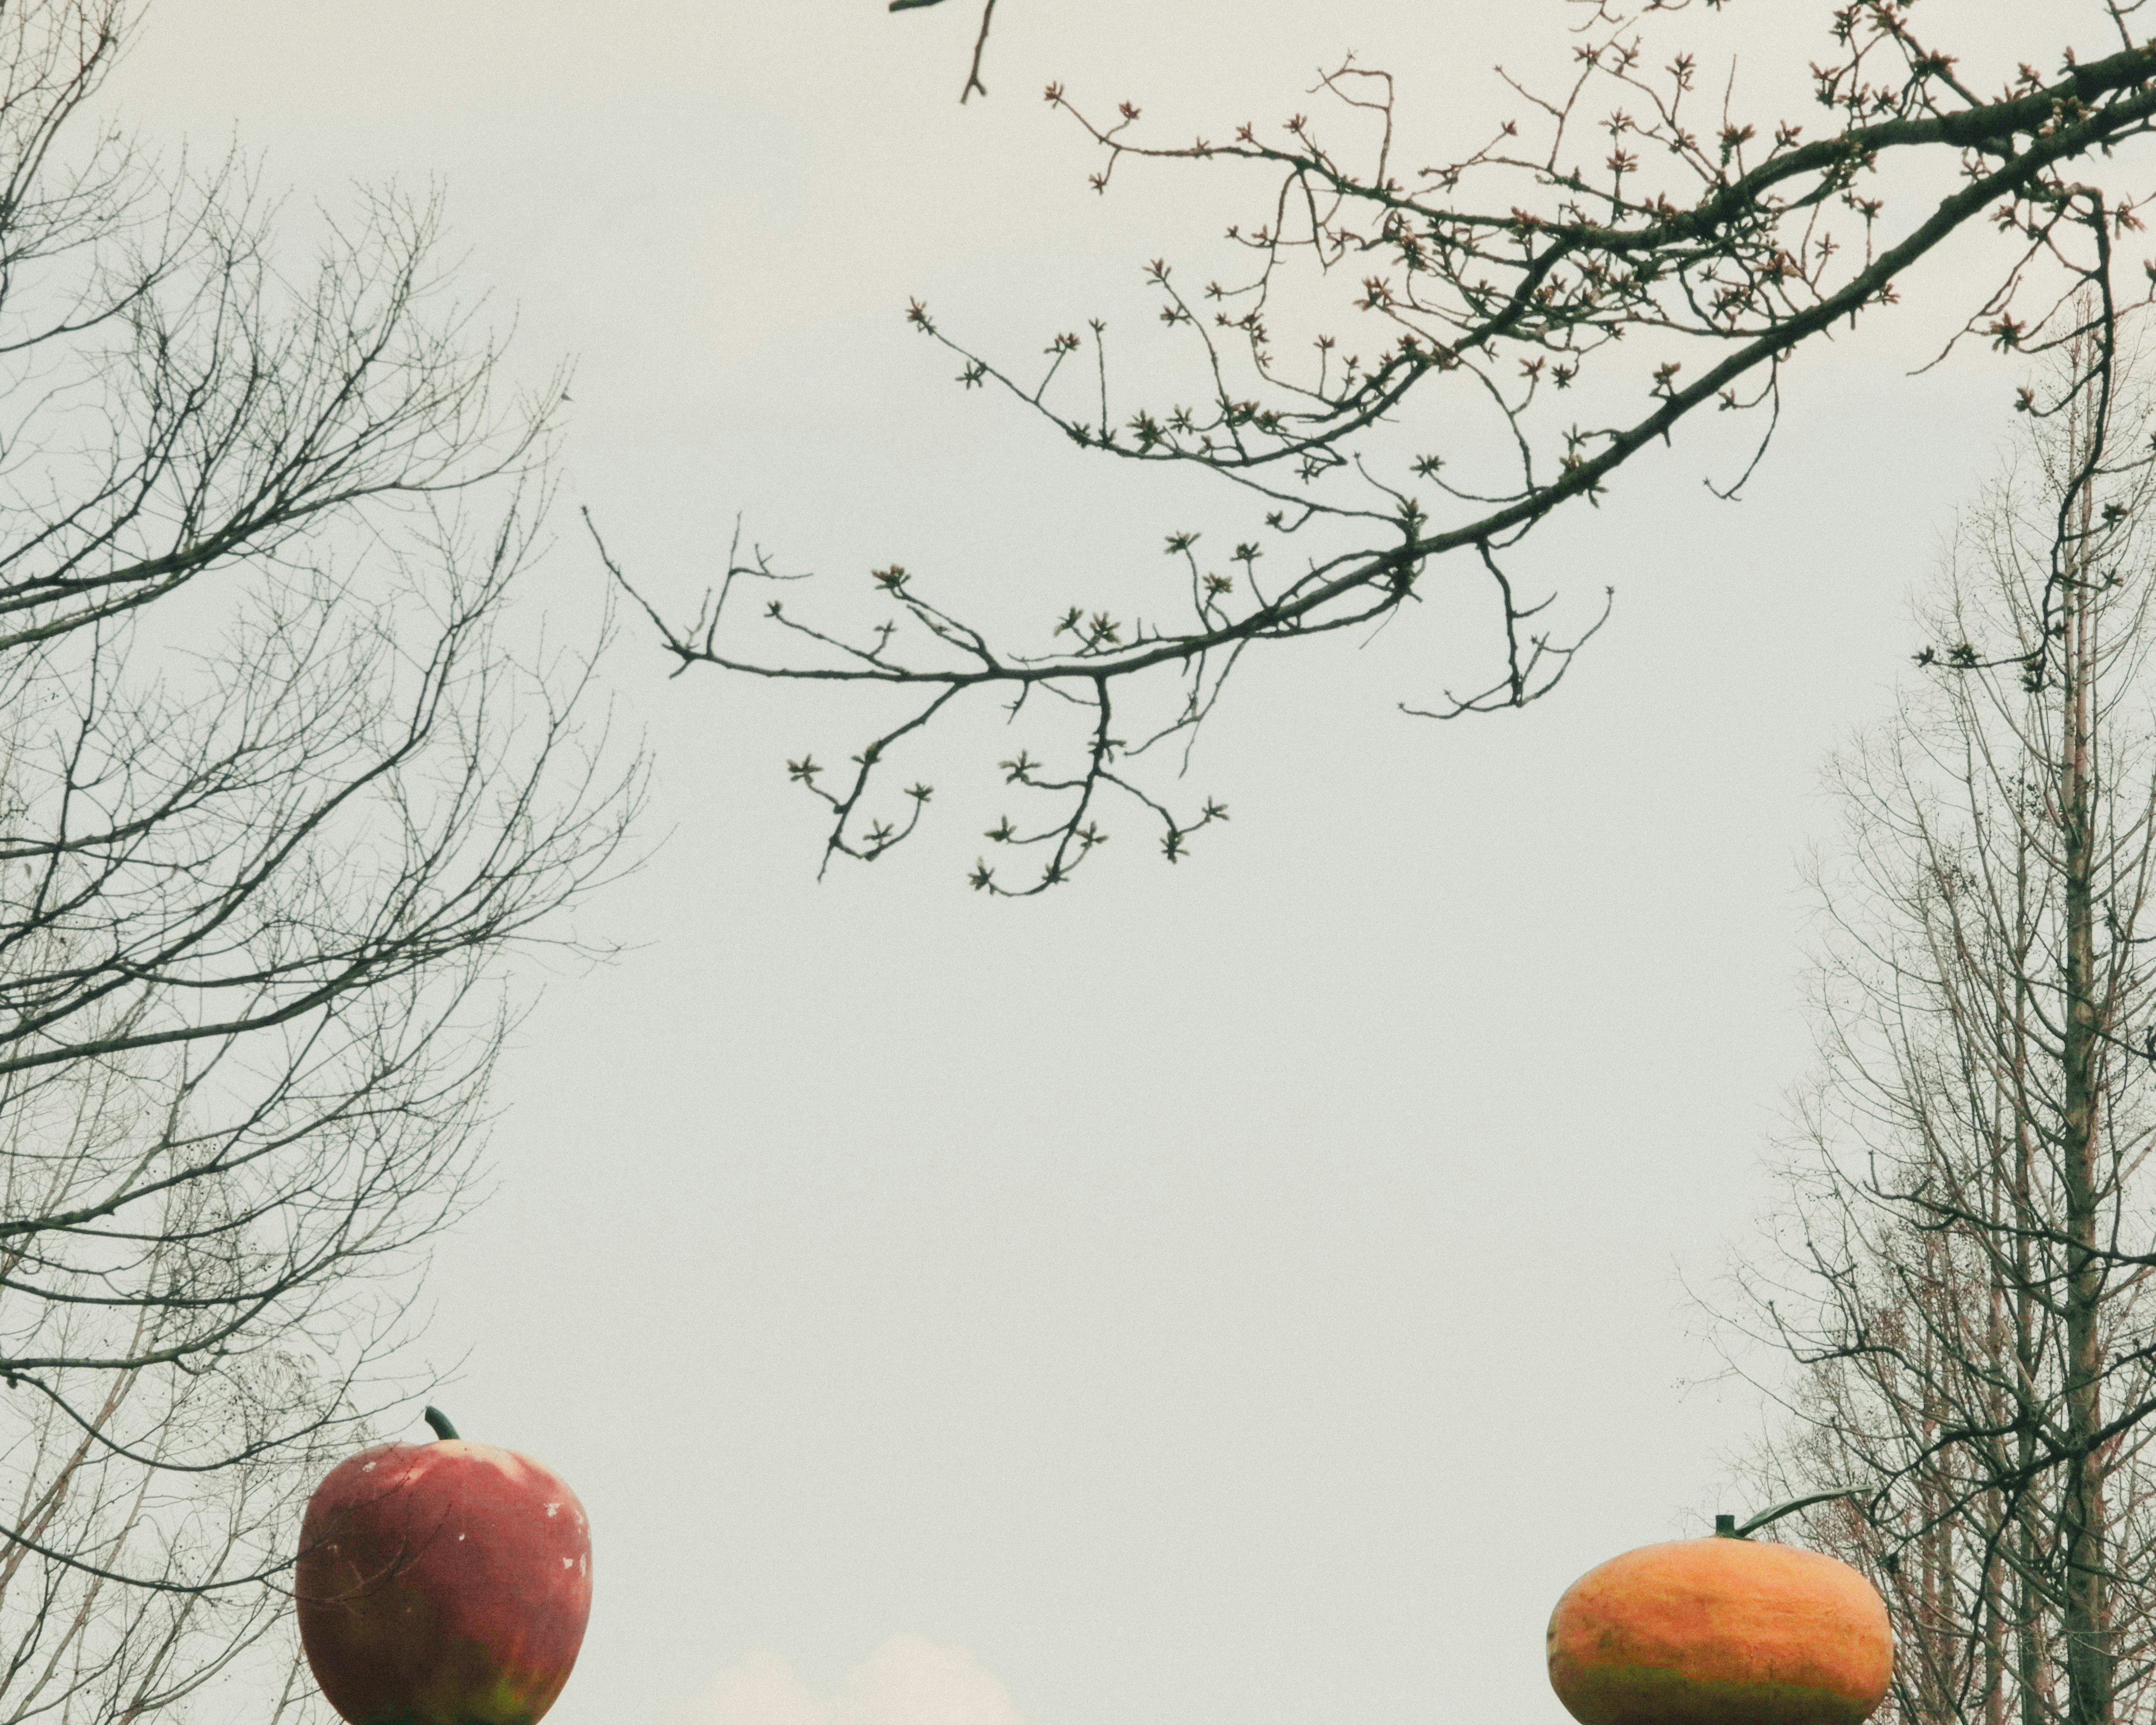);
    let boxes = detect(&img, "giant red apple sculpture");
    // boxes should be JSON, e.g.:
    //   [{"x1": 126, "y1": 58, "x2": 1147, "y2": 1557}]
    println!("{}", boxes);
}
[{"x1": 296, "y1": 1407, "x2": 592, "y2": 1725}]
